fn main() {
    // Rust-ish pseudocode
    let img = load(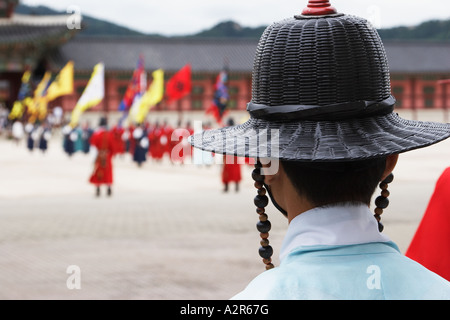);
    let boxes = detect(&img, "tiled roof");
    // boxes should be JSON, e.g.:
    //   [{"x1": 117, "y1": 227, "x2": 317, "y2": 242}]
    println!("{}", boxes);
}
[
  {"x1": 51, "y1": 37, "x2": 258, "y2": 73},
  {"x1": 51, "y1": 37, "x2": 450, "y2": 74},
  {"x1": 0, "y1": 13, "x2": 75, "y2": 46},
  {"x1": 383, "y1": 41, "x2": 450, "y2": 73}
]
